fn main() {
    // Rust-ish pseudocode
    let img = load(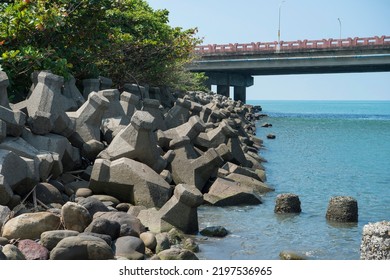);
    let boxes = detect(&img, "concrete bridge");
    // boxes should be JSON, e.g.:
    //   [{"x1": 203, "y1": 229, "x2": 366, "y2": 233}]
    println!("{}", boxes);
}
[{"x1": 188, "y1": 35, "x2": 390, "y2": 102}]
